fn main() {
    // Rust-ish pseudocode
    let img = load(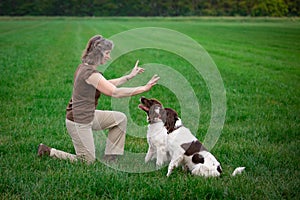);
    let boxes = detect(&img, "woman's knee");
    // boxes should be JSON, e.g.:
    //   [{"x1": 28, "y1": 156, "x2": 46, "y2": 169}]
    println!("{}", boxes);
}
[
  {"x1": 113, "y1": 111, "x2": 127, "y2": 125},
  {"x1": 119, "y1": 112, "x2": 127, "y2": 123},
  {"x1": 114, "y1": 112, "x2": 127, "y2": 132}
]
